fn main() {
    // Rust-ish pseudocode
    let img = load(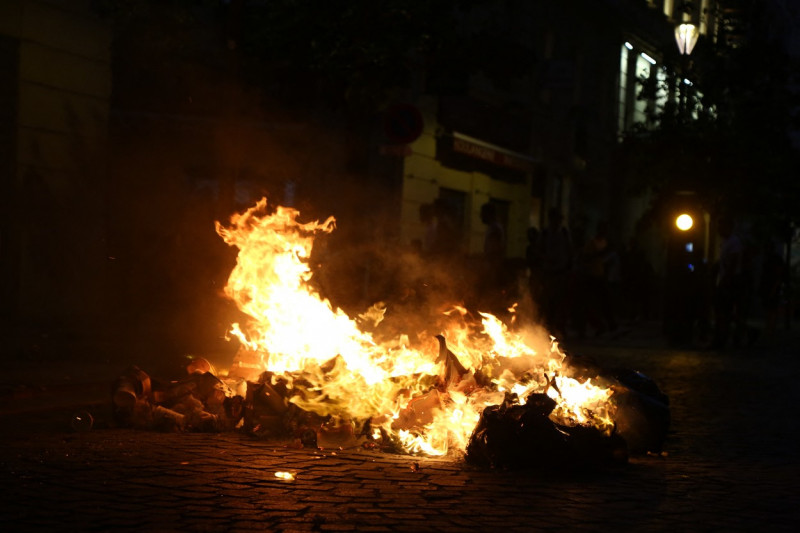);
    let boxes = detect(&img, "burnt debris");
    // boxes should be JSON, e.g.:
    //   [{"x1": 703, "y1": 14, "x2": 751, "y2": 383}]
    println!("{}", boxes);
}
[
  {"x1": 112, "y1": 362, "x2": 244, "y2": 433},
  {"x1": 111, "y1": 343, "x2": 671, "y2": 468},
  {"x1": 465, "y1": 392, "x2": 628, "y2": 470}
]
